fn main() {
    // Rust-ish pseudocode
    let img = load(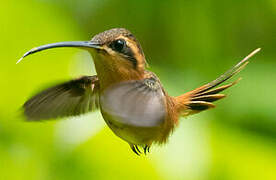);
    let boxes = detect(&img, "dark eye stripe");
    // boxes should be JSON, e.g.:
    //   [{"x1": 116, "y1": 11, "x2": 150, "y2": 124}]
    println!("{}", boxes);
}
[
  {"x1": 122, "y1": 46, "x2": 137, "y2": 68},
  {"x1": 109, "y1": 39, "x2": 137, "y2": 68}
]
